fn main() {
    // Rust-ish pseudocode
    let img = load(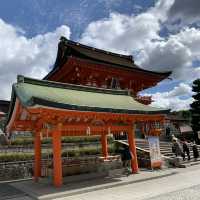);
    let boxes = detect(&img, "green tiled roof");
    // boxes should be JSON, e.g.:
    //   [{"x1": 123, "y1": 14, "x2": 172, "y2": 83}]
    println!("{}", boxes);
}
[{"x1": 10, "y1": 75, "x2": 168, "y2": 115}]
